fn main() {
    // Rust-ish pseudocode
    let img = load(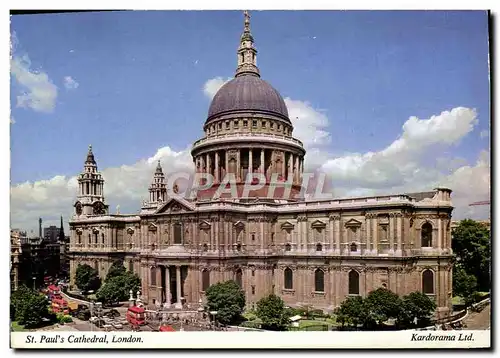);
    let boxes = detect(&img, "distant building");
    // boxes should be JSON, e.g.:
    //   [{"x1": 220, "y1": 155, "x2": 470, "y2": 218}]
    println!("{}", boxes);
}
[
  {"x1": 10, "y1": 230, "x2": 22, "y2": 291},
  {"x1": 451, "y1": 219, "x2": 490, "y2": 232},
  {"x1": 44, "y1": 225, "x2": 62, "y2": 243}
]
